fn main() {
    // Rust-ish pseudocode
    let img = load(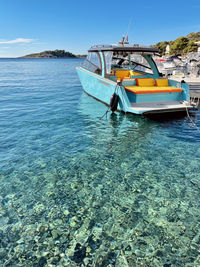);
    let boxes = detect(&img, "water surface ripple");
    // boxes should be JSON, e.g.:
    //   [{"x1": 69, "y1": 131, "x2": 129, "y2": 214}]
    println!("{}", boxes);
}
[{"x1": 0, "y1": 58, "x2": 200, "y2": 266}]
